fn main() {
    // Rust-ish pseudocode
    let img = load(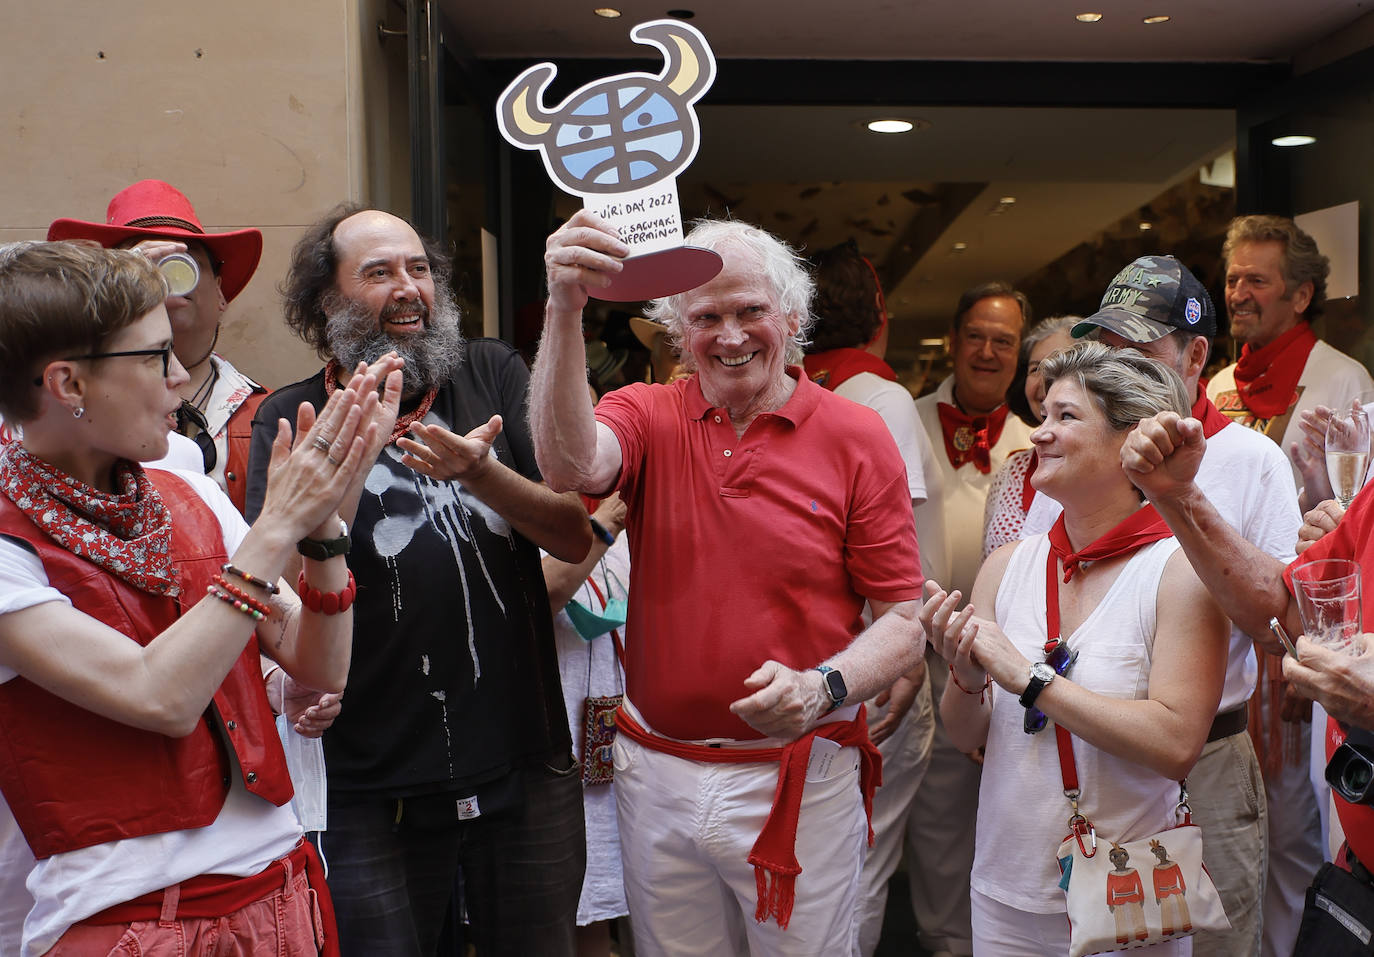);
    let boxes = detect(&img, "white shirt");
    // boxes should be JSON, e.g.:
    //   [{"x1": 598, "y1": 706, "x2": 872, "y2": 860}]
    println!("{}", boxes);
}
[
  {"x1": 914, "y1": 376, "x2": 1034, "y2": 598},
  {"x1": 0, "y1": 468, "x2": 301, "y2": 957},
  {"x1": 834, "y1": 371, "x2": 932, "y2": 506},
  {"x1": 1023, "y1": 419, "x2": 1301, "y2": 712},
  {"x1": 1209, "y1": 338, "x2": 1374, "y2": 489}
]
